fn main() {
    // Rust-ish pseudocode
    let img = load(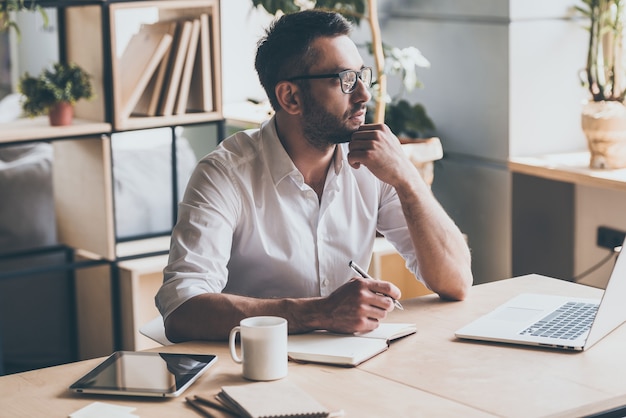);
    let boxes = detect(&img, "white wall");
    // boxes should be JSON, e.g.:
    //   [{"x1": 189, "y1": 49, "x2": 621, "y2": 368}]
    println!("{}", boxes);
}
[
  {"x1": 8, "y1": 7, "x2": 59, "y2": 89},
  {"x1": 220, "y1": 0, "x2": 270, "y2": 104}
]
